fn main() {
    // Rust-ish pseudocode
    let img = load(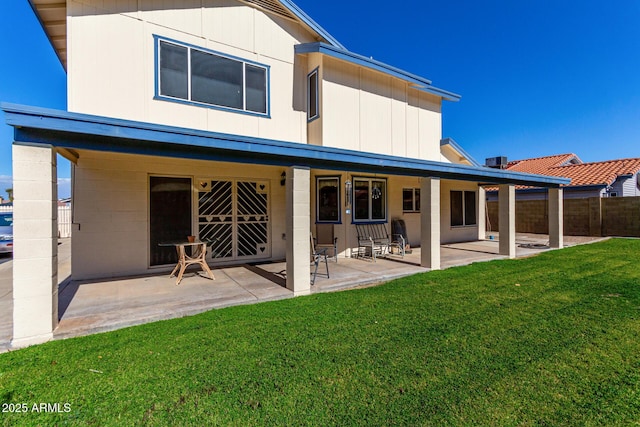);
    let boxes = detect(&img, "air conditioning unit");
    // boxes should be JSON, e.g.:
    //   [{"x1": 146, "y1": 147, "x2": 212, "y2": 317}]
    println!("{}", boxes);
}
[{"x1": 485, "y1": 156, "x2": 508, "y2": 169}]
